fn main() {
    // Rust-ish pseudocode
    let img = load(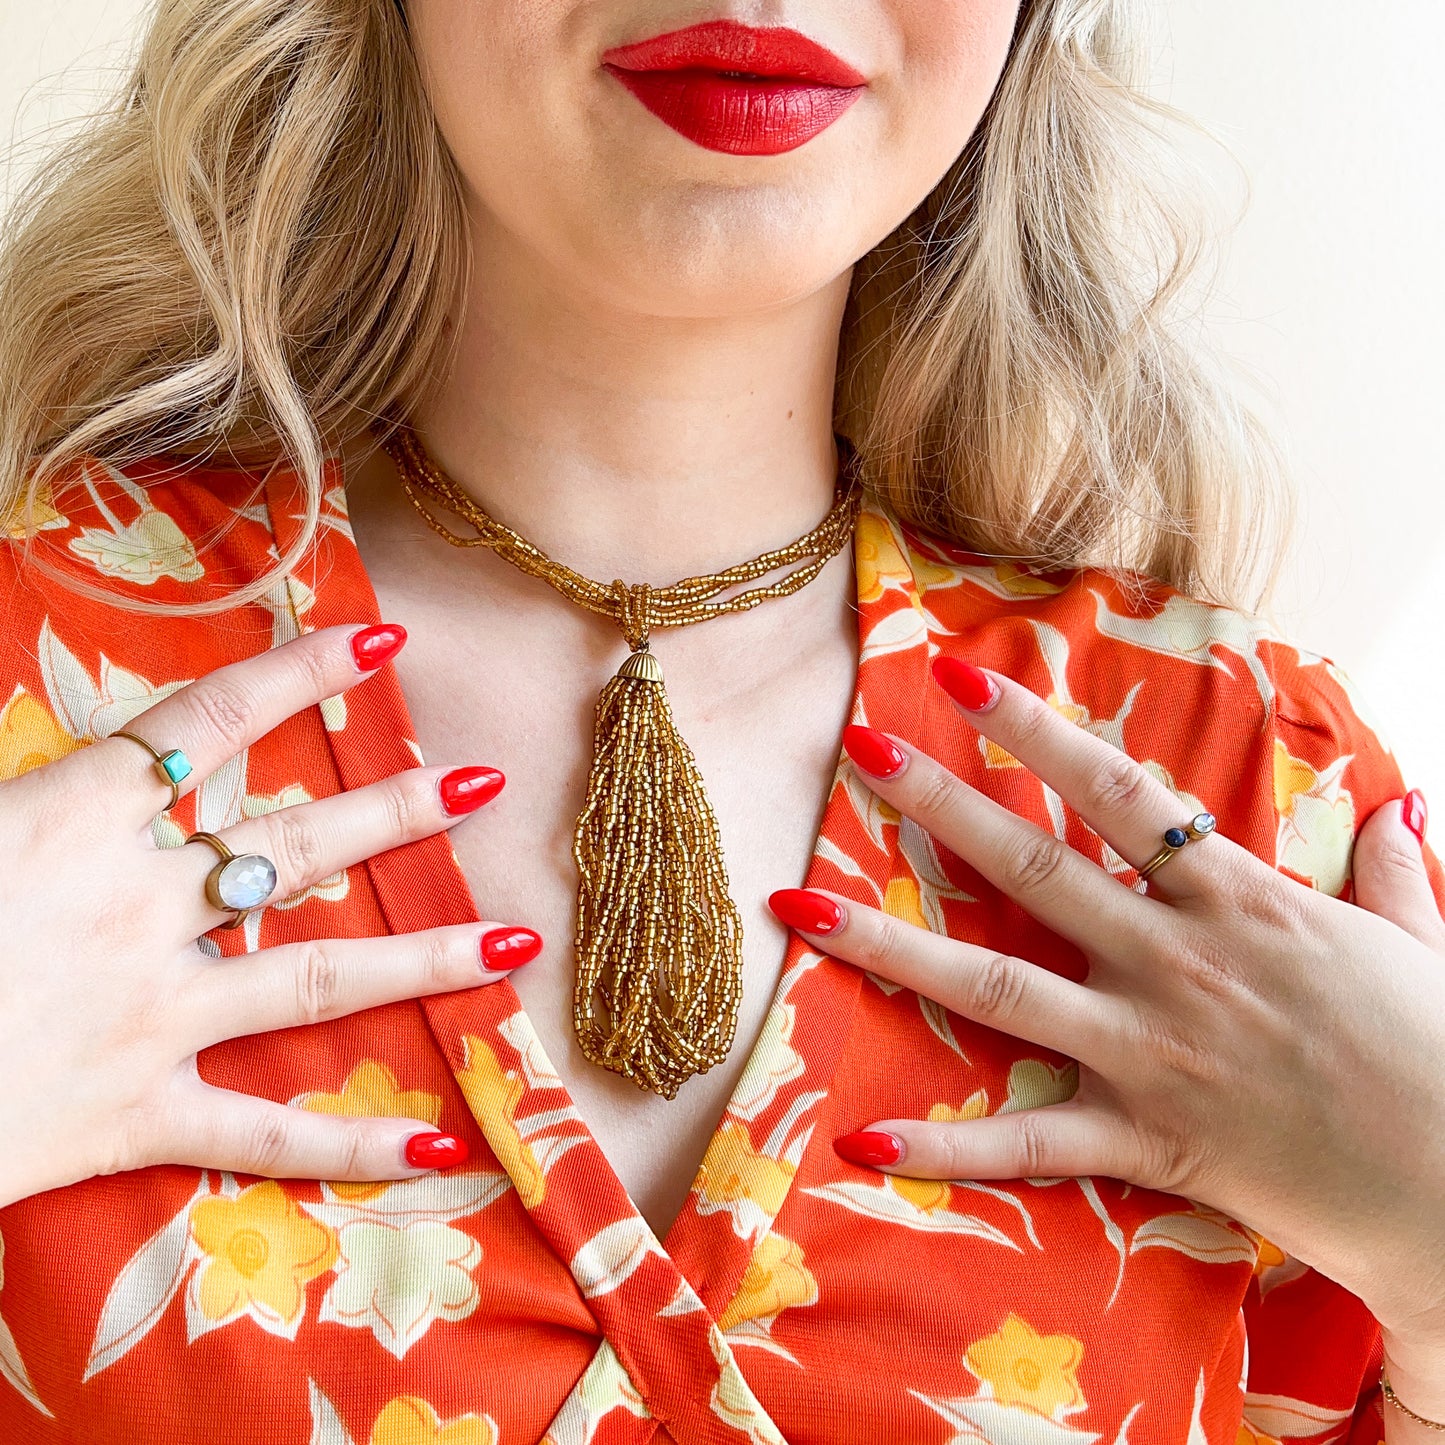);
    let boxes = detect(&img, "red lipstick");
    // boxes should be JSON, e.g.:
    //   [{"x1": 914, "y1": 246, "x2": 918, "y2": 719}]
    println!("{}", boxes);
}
[{"x1": 601, "y1": 19, "x2": 866, "y2": 156}]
